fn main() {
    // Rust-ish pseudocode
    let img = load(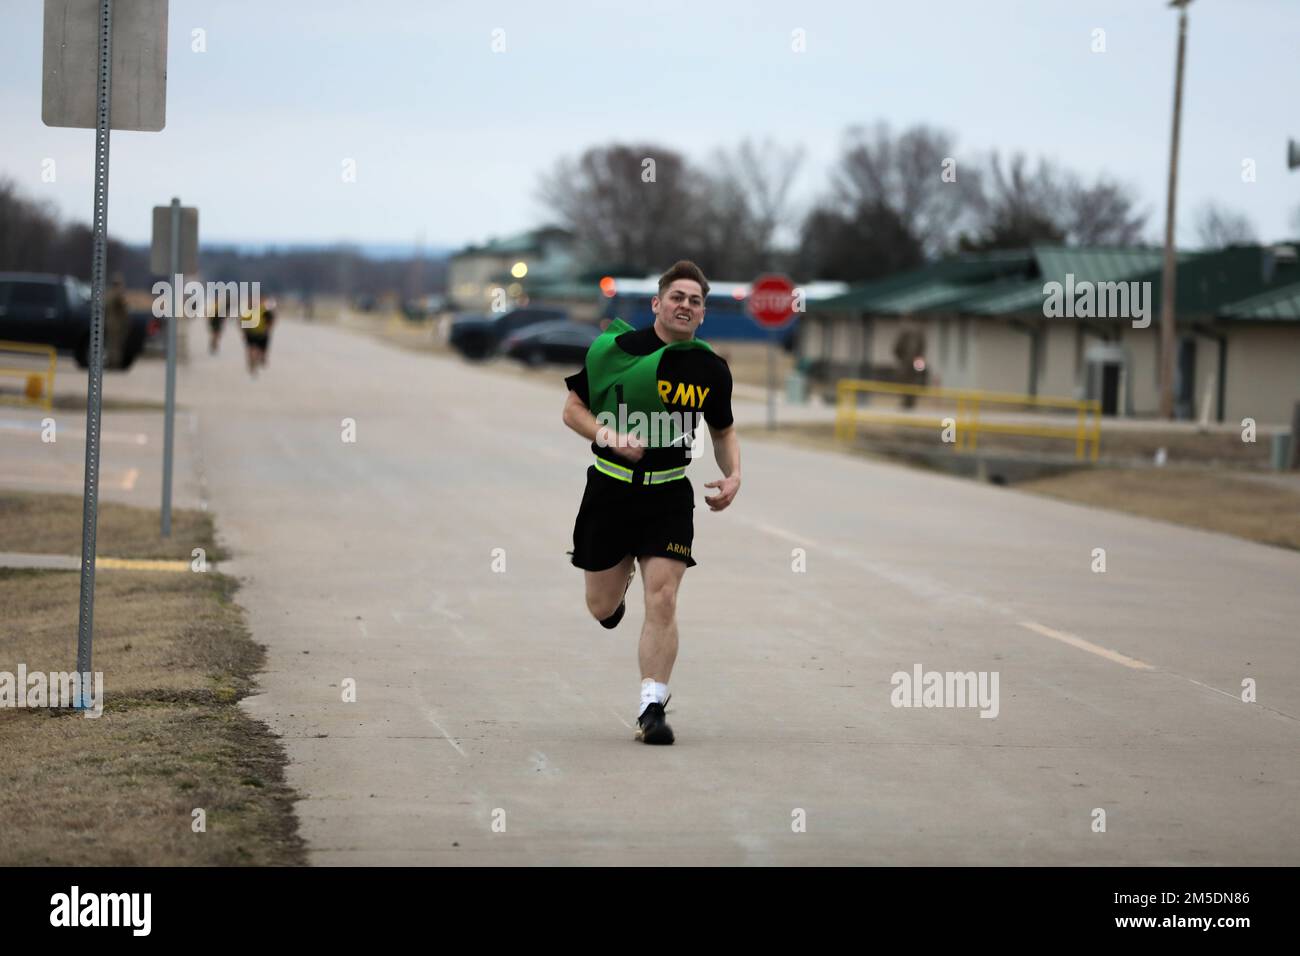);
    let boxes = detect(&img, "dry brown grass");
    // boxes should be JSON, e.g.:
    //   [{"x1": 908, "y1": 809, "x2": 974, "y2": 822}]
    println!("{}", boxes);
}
[
  {"x1": 1017, "y1": 468, "x2": 1300, "y2": 551},
  {"x1": 0, "y1": 491, "x2": 226, "y2": 561},
  {"x1": 742, "y1": 421, "x2": 1300, "y2": 550},
  {"x1": 0, "y1": 491, "x2": 302, "y2": 865},
  {"x1": 0, "y1": 569, "x2": 305, "y2": 865},
  {"x1": 741, "y1": 419, "x2": 1274, "y2": 468}
]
